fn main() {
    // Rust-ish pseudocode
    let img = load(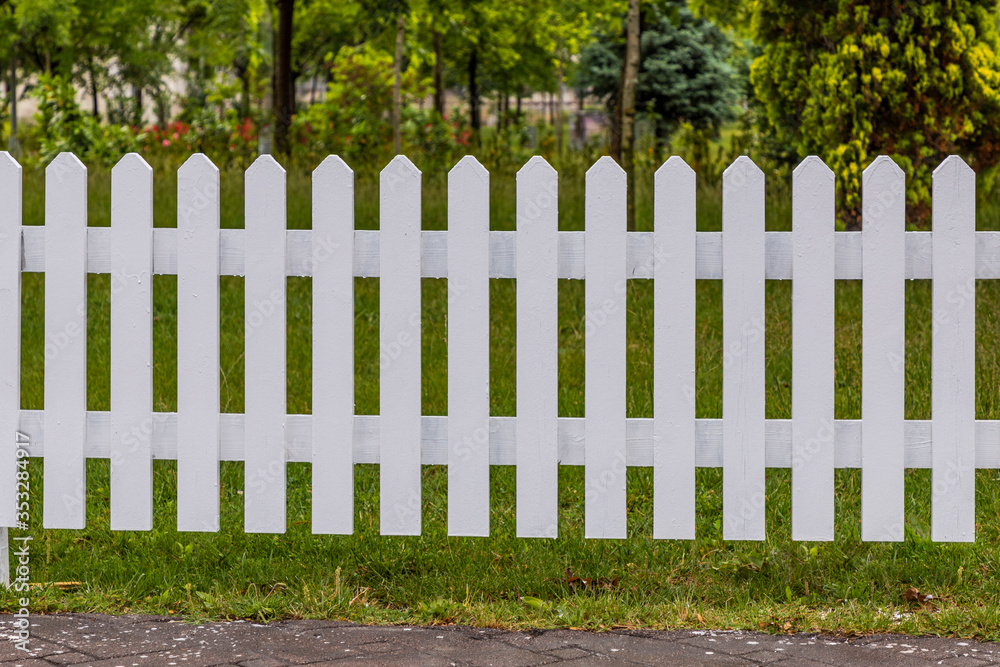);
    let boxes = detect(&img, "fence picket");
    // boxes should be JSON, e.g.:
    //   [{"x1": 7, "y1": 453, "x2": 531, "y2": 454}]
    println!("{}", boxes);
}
[
  {"x1": 516, "y1": 157, "x2": 559, "y2": 538},
  {"x1": 862, "y1": 156, "x2": 906, "y2": 541},
  {"x1": 380, "y1": 156, "x2": 422, "y2": 536},
  {"x1": 43, "y1": 153, "x2": 88, "y2": 529},
  {"x1": 0, "y1": 153, "x2": 20, "y2": 528},
  {"x1": 244, "y1": 155, "x2": 287, "y2": 533},
  {"x1": 110, "y1": 154, "x2": 154, "y2": 530},
  {"x1": 177, "y1": 154, "x2": 221, "y2": 532},
  {"x1": 585, "y1": 157, "x2": 627, "y2": 539},
  {"x1": 932, "y1": 156, "x2": 976, "y2": 541},
  {"x1": 448, "y1": 156, "x2": 491, "y2": 536},
  {"x1": 722, "y1": 156, "x2": 766, "y2": 541},
  {"x1": 791, "y1": 156, "x2": 836, "y2": 541},
  {"x1": 653, "y1": 157, "x2": 696, "y2": 539},
  {"x1": 311, "y1": 156, "x2": 355, "y2": 534}
]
